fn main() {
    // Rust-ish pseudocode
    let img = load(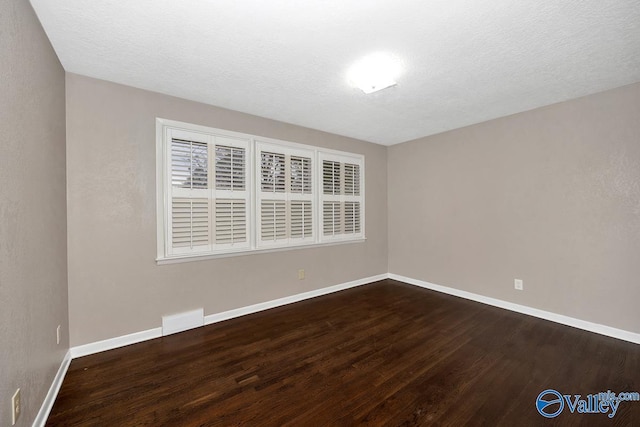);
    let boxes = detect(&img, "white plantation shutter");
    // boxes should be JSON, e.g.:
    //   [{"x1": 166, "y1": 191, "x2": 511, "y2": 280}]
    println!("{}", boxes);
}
[
  {"x1": 323, "y1": 160, "x2": 340, "y2": 195},
  {"x1": 344, "y1": 164, "x2": 360, "y2": 196},
  {"x1": 344, "y1": 201, "x2": 361, "y2": 234},
  {"x1": 321, "y1": 158, "x2": 341, "y2": 238},
  {"x1": 158, "y1": 120, "x2": 364, "y2": 261},
  {"x1": 261, "y1": 200, "x2": 287, "y2": 240},
  {"x1": 261, "y1": 152, "x2": 286, "y2": 193},
  {"x1": 164, "y1": 128, "x2": 249, "y2": 256},
  {"x1": 319, "y1": 154, "x2": 364, "y2": 241},
  {"x1": 171, "y1": 139, "x2": 208, "y2": 189},
  {"x1": 215, "y1": 145, "x2": 246, "y2": 191},
  {"x1": 256, "y1": 142, "x2": 314, "y2": 247},
  {"x1": 212, "y1": 137, "x2": 250, "y2": 250},
  {"x1": 258, "y1": 146, "x2": 287, "y2": 246},
  {"x1": 215, "y1": 199, "x2": 247, "y2": 244},
  {"x1": 291, "y1": 156, "x2": 312, "y2": 194},
  {"x1": 171, "y1": 198, "x2": 209, "y2": 248},
  {"x1": 291, "y1": 200, "x2": 312, "y2": 238},
  {"x1": 289, "y1": 154, "x2": 313, "y2": 242},
  {"x1": 322, "y1": 201, "x2": 341, "y2": 236},
  {"x1": 344, "y1": 164, "x2": 361, "y2": 234},
  {"x1": 168, "y1": 131, "x2": 211, "y2": 255}
]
